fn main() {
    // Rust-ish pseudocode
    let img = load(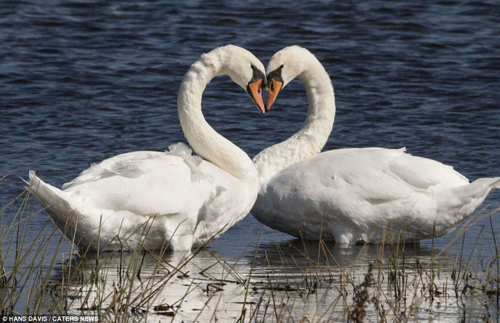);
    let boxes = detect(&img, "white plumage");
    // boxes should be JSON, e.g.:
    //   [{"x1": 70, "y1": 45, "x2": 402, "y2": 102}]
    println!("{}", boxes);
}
[
  {"x1": 252, "y1": 46, "x2": 500, "y2": 244},
  {"x1": 29, "y1": 45, "x2": 266, "y2": 251}
]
